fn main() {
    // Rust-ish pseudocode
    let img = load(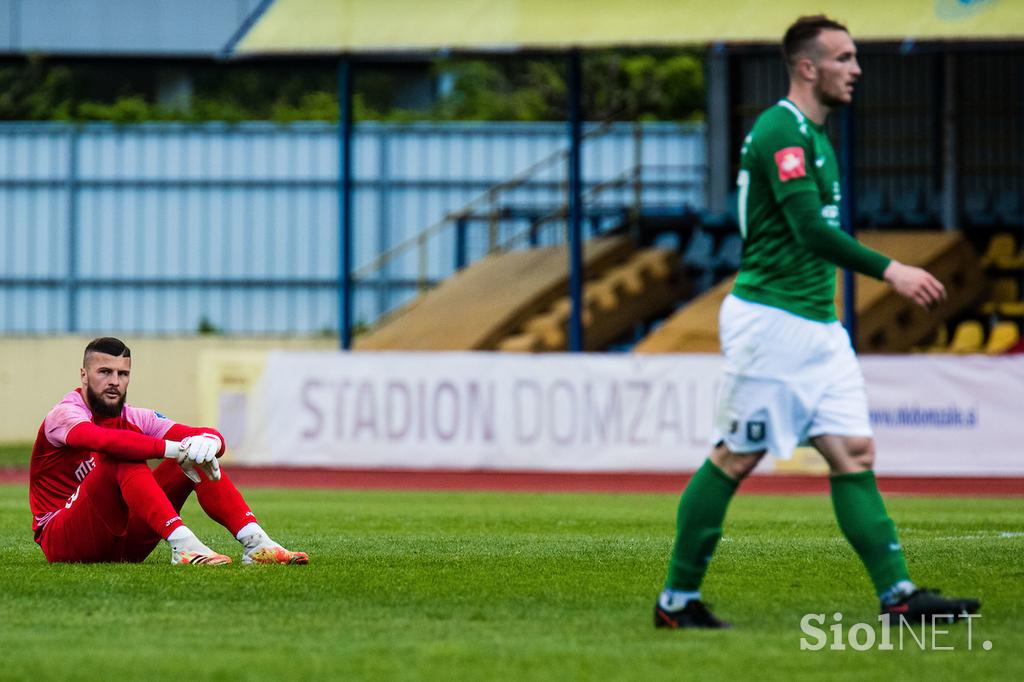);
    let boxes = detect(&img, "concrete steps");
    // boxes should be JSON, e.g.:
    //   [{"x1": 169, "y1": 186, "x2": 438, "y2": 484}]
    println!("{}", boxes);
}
[
  {"x1": 499, "y1": 248, "x2": 683, "y2": 352},
  {"x1": 355, "y1": 236, "x2": 634, "y2": 350}
]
